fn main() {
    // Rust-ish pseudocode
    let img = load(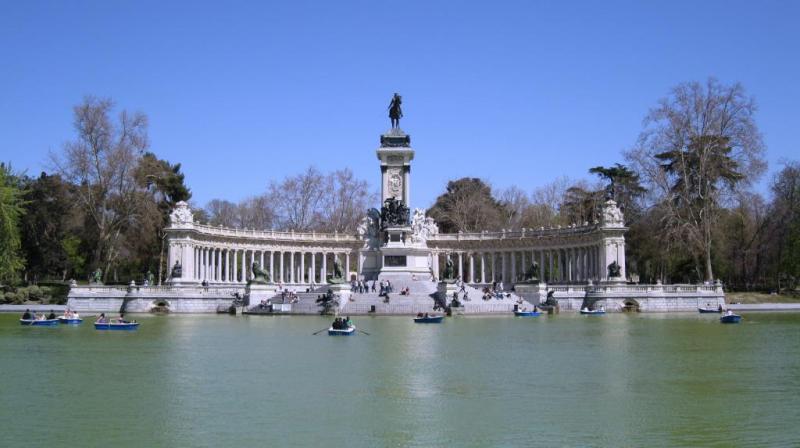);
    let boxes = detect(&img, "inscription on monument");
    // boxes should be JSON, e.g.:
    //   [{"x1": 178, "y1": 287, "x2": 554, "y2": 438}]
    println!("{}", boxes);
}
[{"x1": 384, "y1": 255, "x2": 407, "y2": 267}]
